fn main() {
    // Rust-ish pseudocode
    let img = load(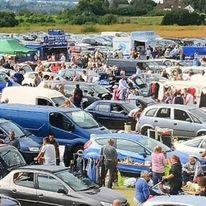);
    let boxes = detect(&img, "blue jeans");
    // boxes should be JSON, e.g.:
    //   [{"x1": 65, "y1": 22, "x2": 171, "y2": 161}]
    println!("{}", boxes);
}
[{"x1": 153, "y1": 172, "x2": 163, "y2": 185}]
